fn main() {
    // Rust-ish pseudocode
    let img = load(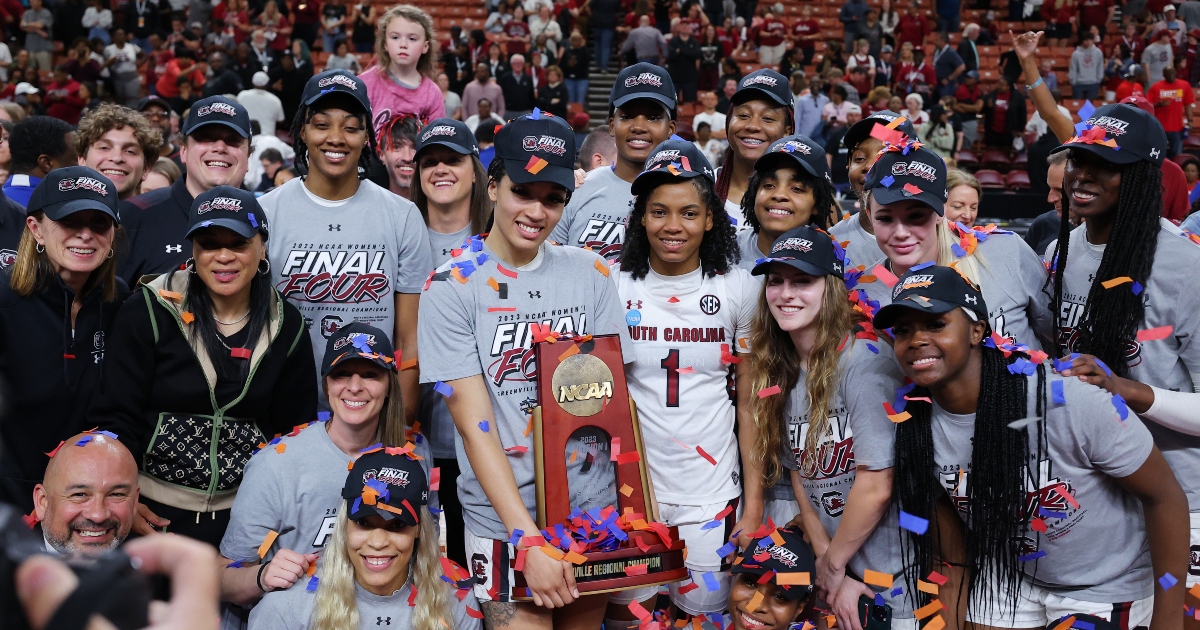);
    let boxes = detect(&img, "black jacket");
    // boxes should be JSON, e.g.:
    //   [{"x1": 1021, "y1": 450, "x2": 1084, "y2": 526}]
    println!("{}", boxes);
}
[
  {"x1": 117, "y1": 176, "x2": 193, "y2": 287},
  {"x1": 667, "y1": 35, "x2": 701, "y2": 83},
  {"x1": 91, "y1": 273, "x2": 317, "y2": 512},
  {"x1": 0, "y1": 191, "x2": 26, "y2": 272},
  {"x1": 537, "y1": 82, "x2": 569, "y2": 119},
  {"x1": 957, "y1": 39, "x2": 980, "y2": 72},
  {"x1": 123, "y1": 0, "x2": 160, "y2": 39},
  {"x1": 203, "y1": 68, "x2": 245, "y2": 98},
  {"x1": 0, "y1": 272, "x2": 129, "y2": 513},
  {"x1": 499, "y1": 70, "x2": 536, "y2": 112}
]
